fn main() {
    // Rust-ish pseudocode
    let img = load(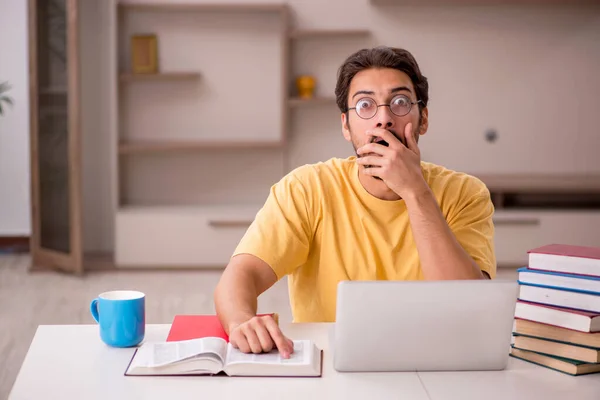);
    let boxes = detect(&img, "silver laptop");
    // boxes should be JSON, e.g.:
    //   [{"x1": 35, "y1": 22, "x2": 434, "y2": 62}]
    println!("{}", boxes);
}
[{"x1": 332, "y1": 279, "x2": 519, "y2": 372}]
